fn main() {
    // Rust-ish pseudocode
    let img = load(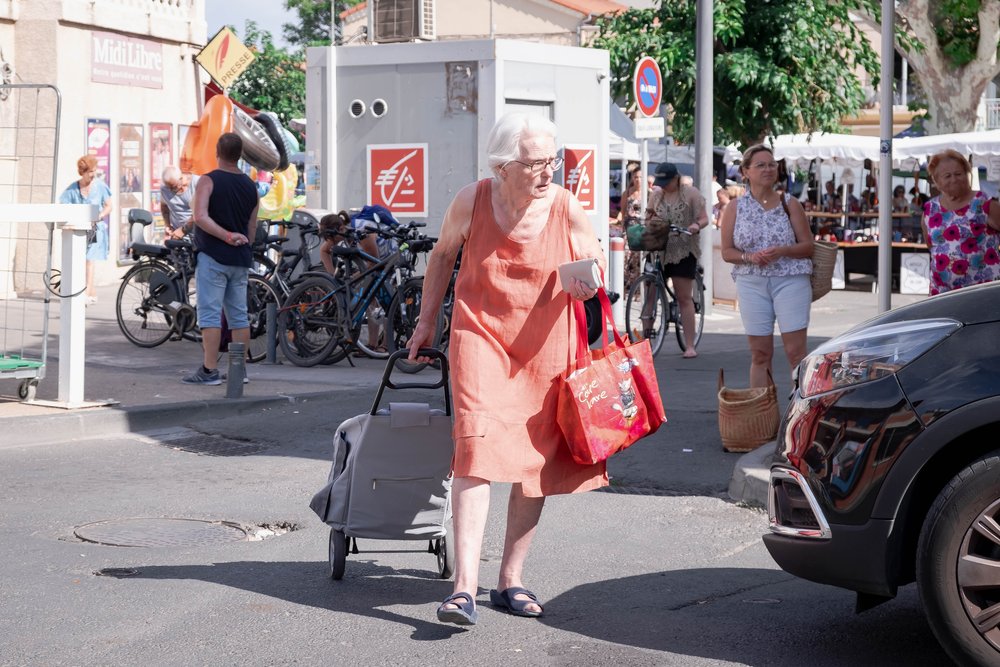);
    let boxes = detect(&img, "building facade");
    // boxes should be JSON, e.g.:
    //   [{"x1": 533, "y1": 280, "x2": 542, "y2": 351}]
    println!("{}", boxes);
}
[{"x1": 1, "y1": 0, "x2": 207, "y2": 290}]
